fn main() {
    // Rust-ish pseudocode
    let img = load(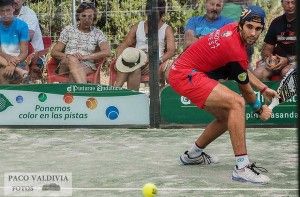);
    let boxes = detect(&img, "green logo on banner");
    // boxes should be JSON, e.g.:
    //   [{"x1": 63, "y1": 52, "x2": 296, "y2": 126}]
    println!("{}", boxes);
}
[
  {"x1": 38, "y1": 93, "x2": 47, "y2": 102},
  {"x1": 0, "y1": 93, "x2": 13, "y2": 112}
]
